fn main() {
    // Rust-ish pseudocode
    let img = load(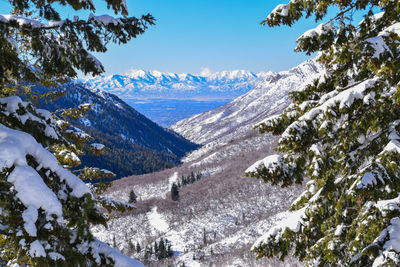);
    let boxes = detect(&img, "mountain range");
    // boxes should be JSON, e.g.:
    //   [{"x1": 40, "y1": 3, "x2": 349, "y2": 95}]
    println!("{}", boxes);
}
[
  {"x1": 171, "y1": 60, "x2": 323, "y2": 144},
  {"x1": 83, "y1": 69, "x2": 280, "y2": 127},
  {"x1": 83, "y1": 69, "x2": 275, "y2": 100}
]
